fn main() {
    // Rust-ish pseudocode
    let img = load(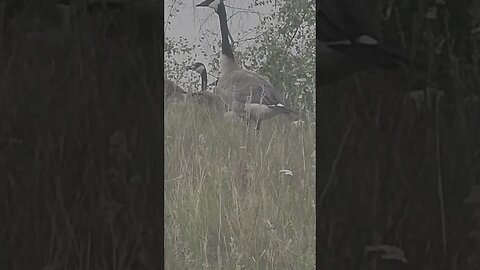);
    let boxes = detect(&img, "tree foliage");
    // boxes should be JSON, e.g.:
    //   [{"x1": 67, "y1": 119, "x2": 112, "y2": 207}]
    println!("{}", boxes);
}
[{"x1": 239, "y1": 0, "x2": 316, "y2": 113}]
